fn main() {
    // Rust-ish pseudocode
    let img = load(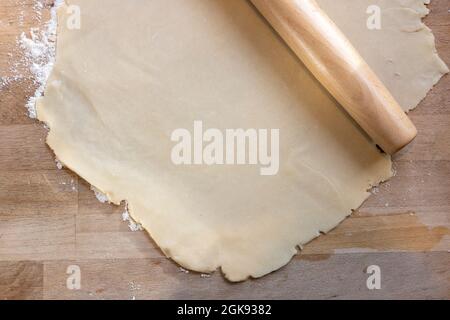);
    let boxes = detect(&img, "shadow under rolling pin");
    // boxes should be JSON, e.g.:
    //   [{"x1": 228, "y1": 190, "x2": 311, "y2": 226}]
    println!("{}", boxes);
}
[{"x1": 250, "y1": 0, "x2": 417, "y2": 155}]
